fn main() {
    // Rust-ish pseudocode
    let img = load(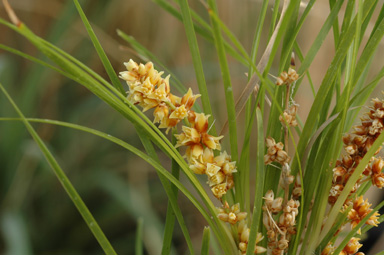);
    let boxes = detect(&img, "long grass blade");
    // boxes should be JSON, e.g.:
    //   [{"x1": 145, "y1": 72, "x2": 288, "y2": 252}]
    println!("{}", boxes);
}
[
  {"x1": 207, "y1": 0, "x2": 238, "y2": 162},
  {"x1": 152, "y1": 0, "x2": 249, "y2": 66},
  {"x1": 177, "y1": 0, "x2": 215, "y2": 132},
  {"x1": 0, "y1": 83, "x2": 118, "y2": 255},
  {"x1": 137, "y1": 128, "x2": 194, "y2": 254},
  {"x1": 72, "y1": 0, "x2": 125, "y2": 94},
  {"x1": 135, "y1": 218, "x2": 144, "y2": 255},
  {"x1": 161, "y1": 132, "x2": 181, "y2": 255},
  {"x1": 246, "y1": 107, "x2": 265, "y2": 255}
]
